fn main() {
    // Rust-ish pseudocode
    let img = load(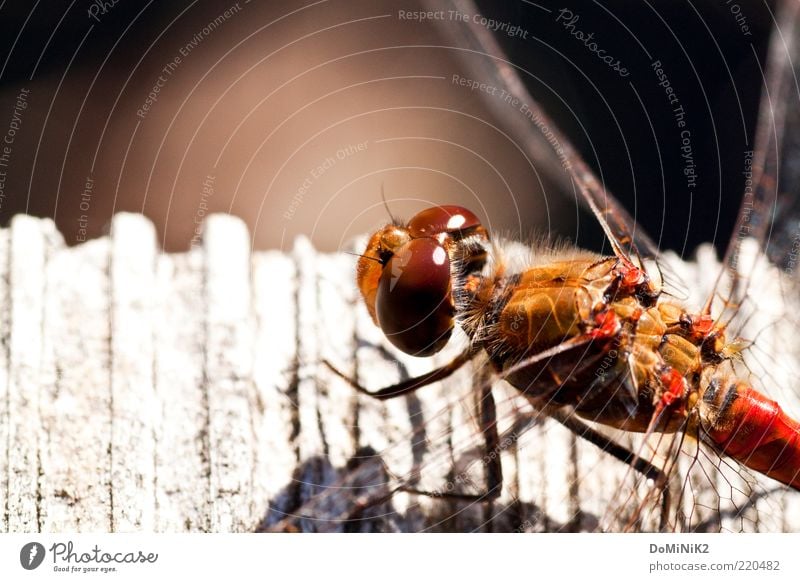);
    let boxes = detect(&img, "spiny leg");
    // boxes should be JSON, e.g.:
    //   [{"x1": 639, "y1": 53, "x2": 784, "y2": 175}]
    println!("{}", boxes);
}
[
  {"x1": 395, "y1": 380, "x2": 503, "y2": 501},
  {"x1": 325, "y1": 353, "x2": 504, "y2": 528},
  {"x1": 491, "y1": 337, "x2": 671, "y2": 530},
  {"x1": 547, "y1": 407, "x2": 671, "y2": 531},
  {"x1": 323, "y1": 349, "x2": 476, "y2": 399}
]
